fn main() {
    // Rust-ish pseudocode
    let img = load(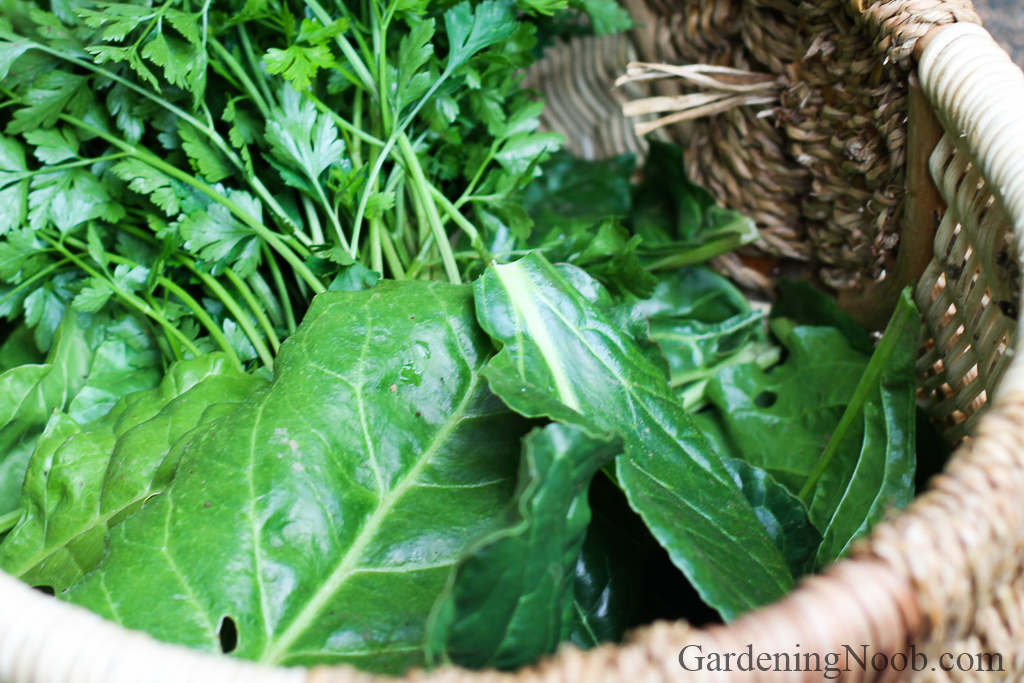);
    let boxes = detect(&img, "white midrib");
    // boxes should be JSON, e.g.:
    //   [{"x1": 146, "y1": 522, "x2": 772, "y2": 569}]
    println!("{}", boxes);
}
[
  {"x1": 258, "y1": 371, "x2": 482, "y2": 664},
  {"x1": 492, "y1": 263, "x2": 580, "y2": 411}
]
